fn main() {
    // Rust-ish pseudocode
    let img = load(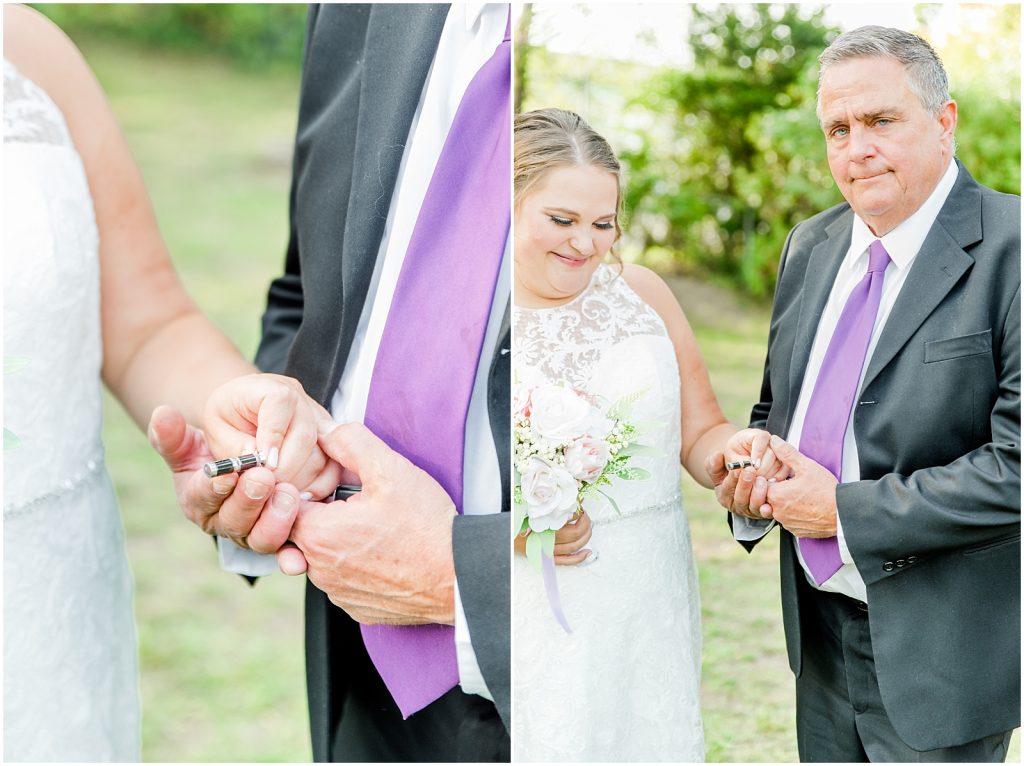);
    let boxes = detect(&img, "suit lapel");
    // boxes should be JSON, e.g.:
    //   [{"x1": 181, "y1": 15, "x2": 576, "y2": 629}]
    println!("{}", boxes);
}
[
  {"x1": 335, "y1": 4, "x2": 449, "y2": 371},
  {"x1": 786, "y1": 213, "x2": 852, "y2": 427},
  {"x1": 860, "y1": 165, "x2": 981, "y2": 392}
]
